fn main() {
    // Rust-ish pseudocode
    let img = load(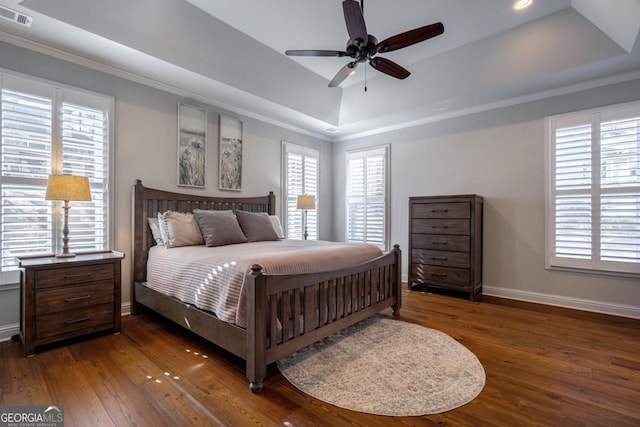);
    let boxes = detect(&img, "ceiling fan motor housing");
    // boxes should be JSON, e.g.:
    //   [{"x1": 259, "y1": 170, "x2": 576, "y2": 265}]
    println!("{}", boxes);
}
[{"x1": 346, "y1": 35, "x2": 379, "y2": 62}]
